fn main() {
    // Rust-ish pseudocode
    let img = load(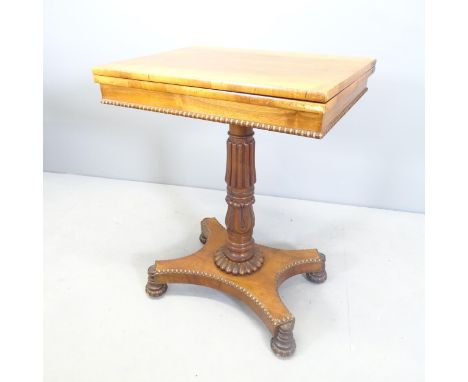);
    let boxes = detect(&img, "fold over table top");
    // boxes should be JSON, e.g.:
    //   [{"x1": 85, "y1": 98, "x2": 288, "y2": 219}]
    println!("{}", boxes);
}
[{"x1": 93, "y1": 46, "x2": 375, "y2": 138}]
